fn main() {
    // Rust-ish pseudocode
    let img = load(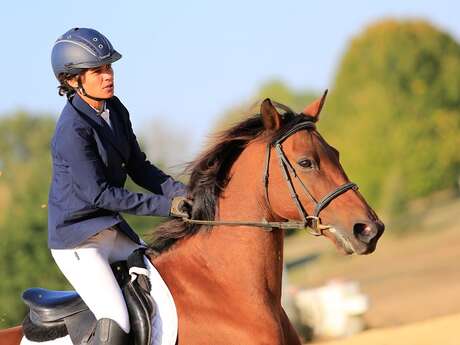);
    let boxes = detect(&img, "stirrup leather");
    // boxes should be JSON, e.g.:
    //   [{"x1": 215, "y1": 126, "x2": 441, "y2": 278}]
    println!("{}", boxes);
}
[{"x1": 123, "y1": 248, "x2": 155, "y2": 345}]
